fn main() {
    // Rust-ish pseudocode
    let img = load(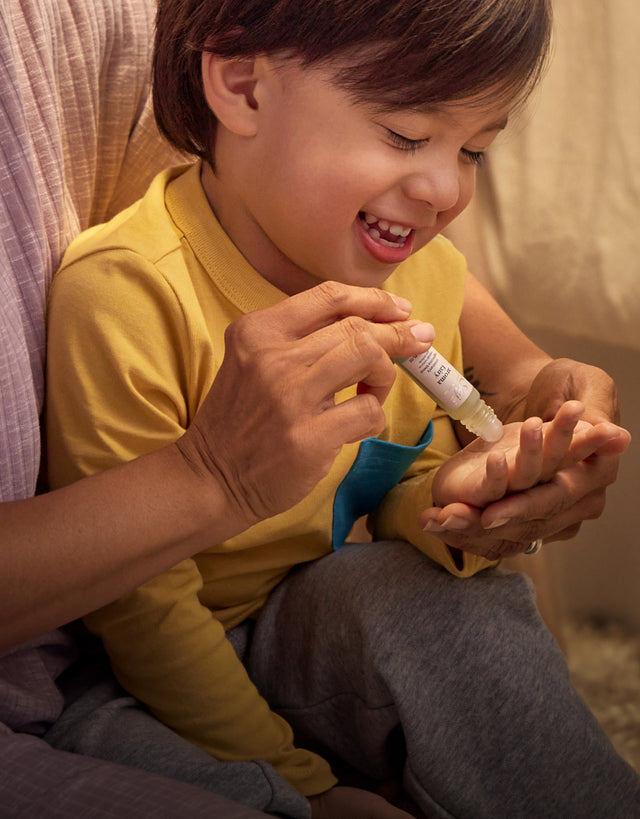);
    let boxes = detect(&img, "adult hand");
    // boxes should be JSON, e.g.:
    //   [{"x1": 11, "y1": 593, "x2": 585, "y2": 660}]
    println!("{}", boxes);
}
[
  {"x1": 517, "y1": 357, "x2": 622, "y2": 426},
  {"x1": 309, "y1": 785, "x2": 414, "y2": 819},
  {"x1": 421, "y1": 401, "x2": 630, "y2": 560},
  {"x1": 1, "y1": 282, "x2": 432, "y2": 651},
  {"x1": 179, "y1": 281, "x2": 434, "y2": 525},
  {"x1": 451, "y1": 274, "x2": 631, "y2": 561},
  {"x1": 506, "y1": 357, "x2": 631, "y2": 541}
]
